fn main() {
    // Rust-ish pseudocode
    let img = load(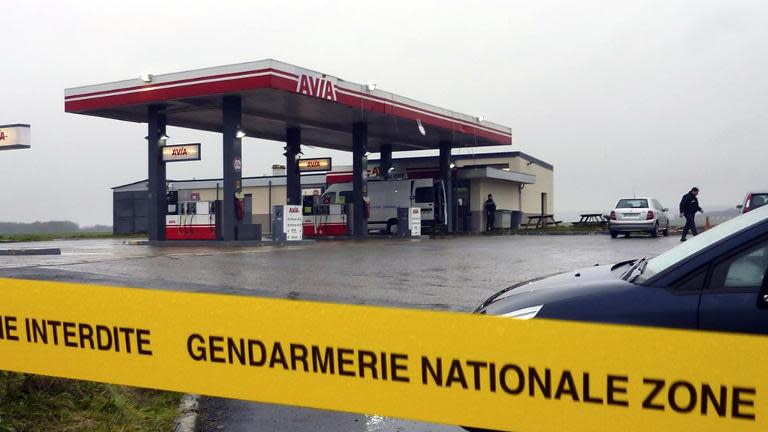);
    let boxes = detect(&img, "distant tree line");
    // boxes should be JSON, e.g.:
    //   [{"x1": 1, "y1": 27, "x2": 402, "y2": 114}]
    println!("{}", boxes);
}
[{"x1": 0, "y1": 221, "x2": 111, "y2": 235}]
